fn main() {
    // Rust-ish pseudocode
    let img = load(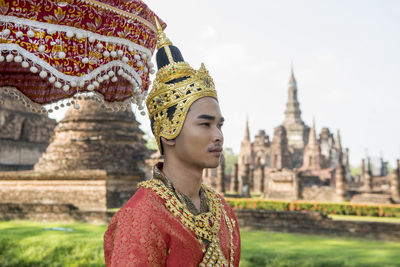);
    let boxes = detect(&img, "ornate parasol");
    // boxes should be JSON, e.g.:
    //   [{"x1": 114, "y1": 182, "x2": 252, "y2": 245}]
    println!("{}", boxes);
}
[{"x1": 0, "y1": 0, "x2": 165, "y2": 114}]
